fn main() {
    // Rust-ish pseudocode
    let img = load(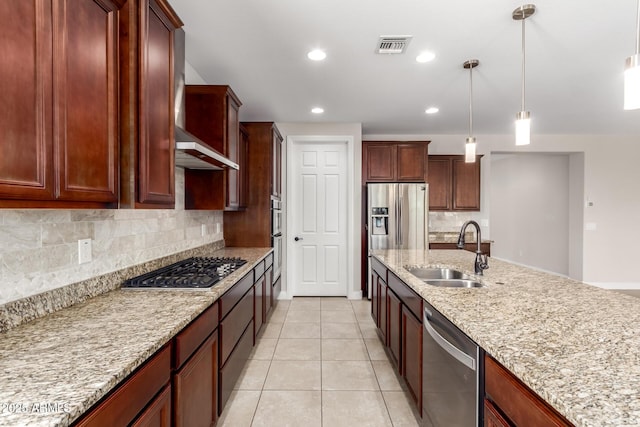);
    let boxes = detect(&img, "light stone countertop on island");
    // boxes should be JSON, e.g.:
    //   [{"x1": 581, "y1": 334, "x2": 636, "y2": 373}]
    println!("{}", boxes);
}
[
  {"x1": 0, "y1": 247, "x2": 272, "y2": 427},
  {"x1": 372, "y1": 249, "x2": 640, "y2": 427}
]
